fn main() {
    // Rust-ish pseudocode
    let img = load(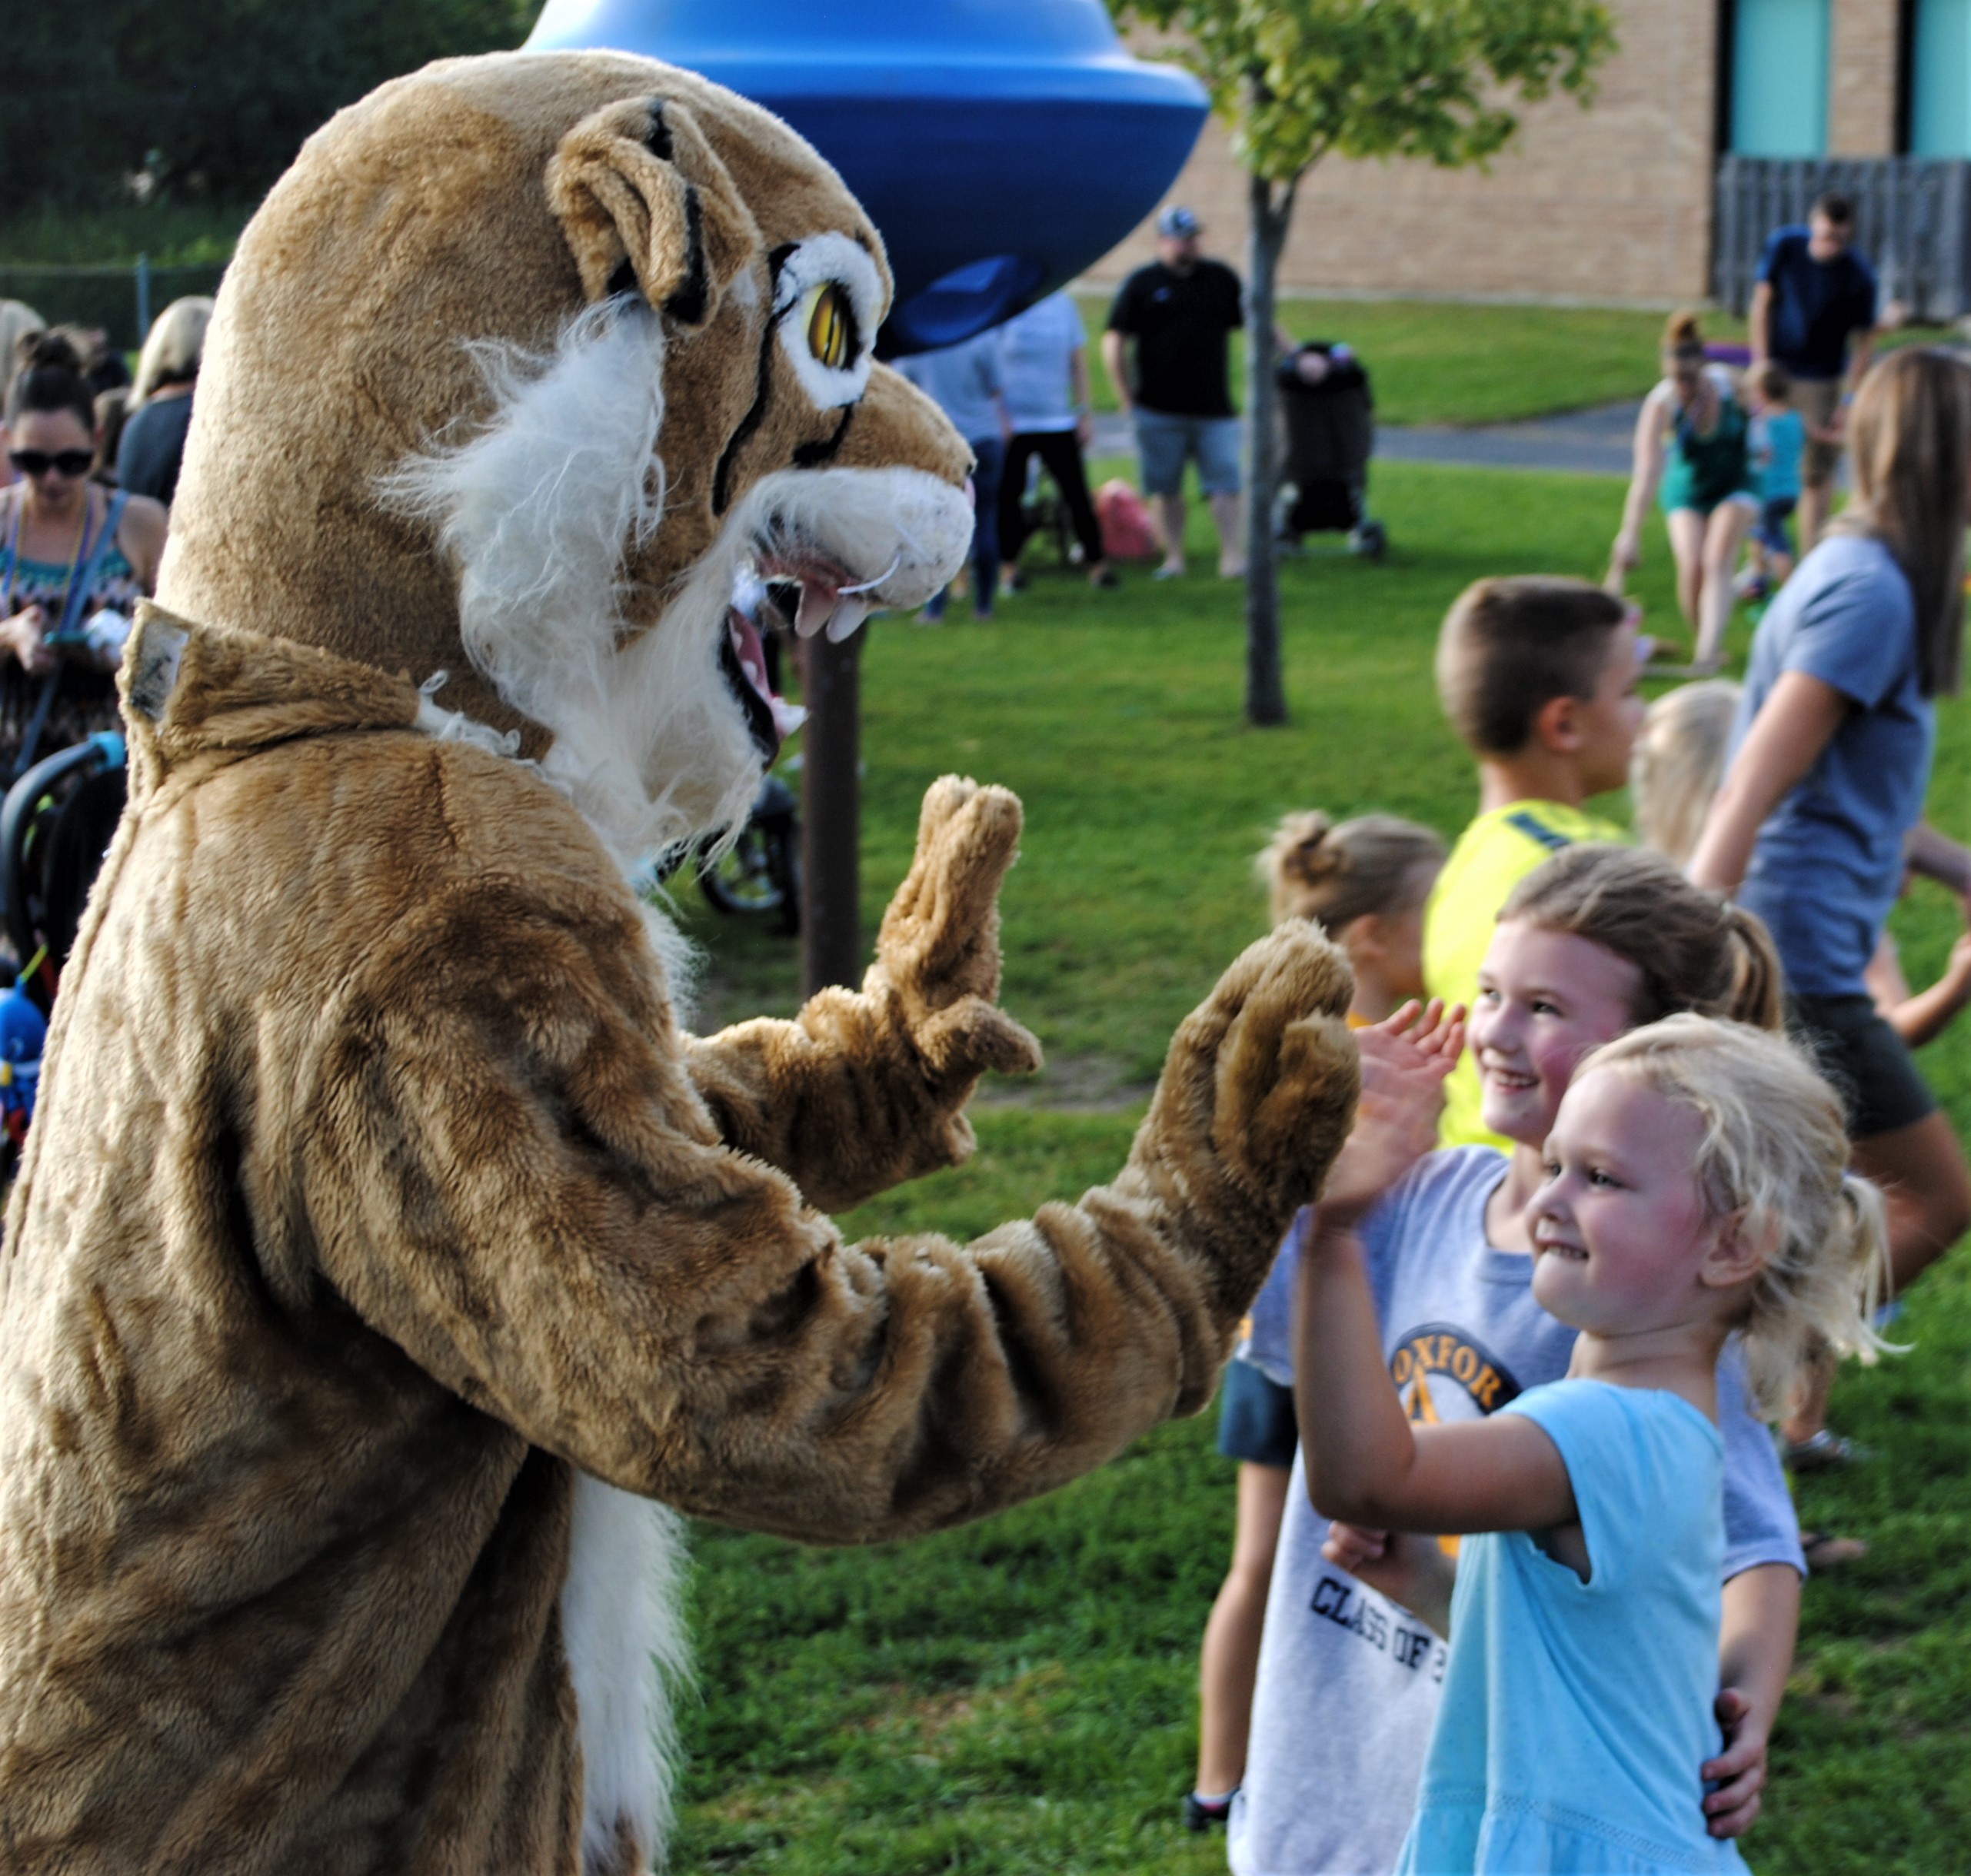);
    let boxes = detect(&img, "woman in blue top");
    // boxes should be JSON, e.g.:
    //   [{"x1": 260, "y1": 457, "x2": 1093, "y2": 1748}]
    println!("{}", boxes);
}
[
  {"x1": 0, "y1": 332, "x2": 167, "y2": 778},
  {"x1": 1299, "y1": 1016, "x2": 1888, "y2": 1875},
  {"x1": 1693, "y1": 348, "x2": 1971, "y2": 1457}
]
